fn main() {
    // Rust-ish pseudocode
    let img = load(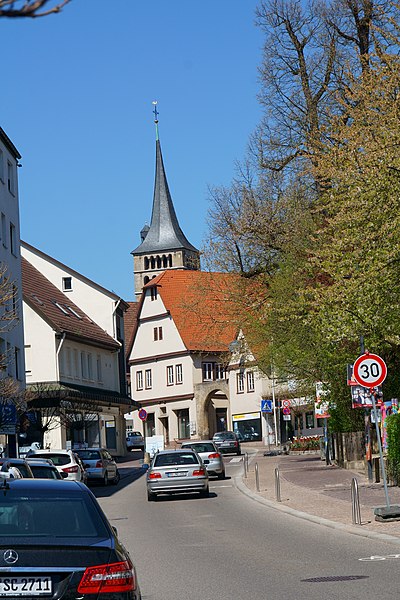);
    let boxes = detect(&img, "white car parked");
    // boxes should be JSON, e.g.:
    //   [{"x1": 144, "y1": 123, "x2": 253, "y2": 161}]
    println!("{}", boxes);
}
[{"x1": 25, "y1": 449, "x2": 86, "y2": 483}]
